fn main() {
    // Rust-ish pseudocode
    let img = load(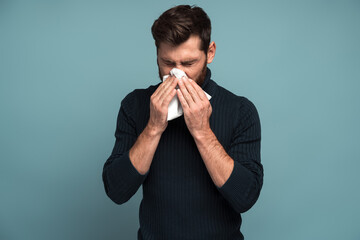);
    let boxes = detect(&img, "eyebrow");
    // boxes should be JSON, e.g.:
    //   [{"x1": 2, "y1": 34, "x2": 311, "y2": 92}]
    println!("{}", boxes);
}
[
  {"x1": 160, "y1": 58, "x2": 199, "y2": 65},
  {"x1": 182, "y1": 59, "x2": 198, "y2": 65}
]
